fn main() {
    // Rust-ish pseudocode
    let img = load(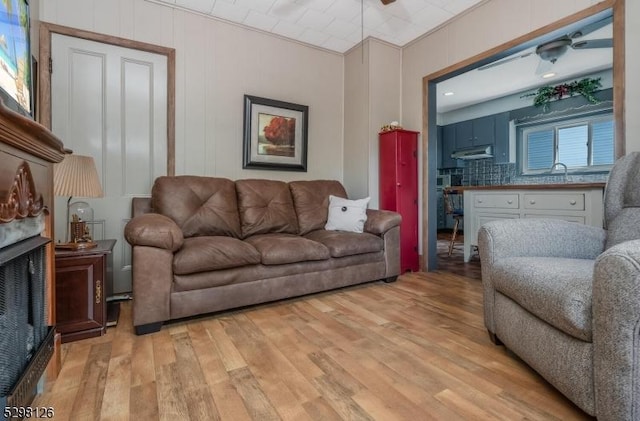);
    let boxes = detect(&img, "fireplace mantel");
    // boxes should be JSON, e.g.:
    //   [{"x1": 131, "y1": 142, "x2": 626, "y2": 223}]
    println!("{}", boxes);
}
[
  {"x1": 0, "y1": 99, "x2": 66, "y2": 391},
  {"x1": 0, "y1": 101, "x2": 66, "y2": 162}
]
